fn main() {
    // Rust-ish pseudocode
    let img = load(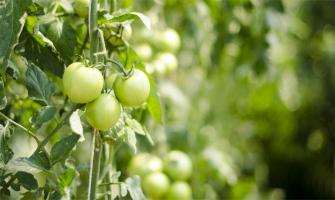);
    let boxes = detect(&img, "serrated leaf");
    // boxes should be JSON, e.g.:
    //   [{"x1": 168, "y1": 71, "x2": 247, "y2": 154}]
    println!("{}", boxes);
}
[
  {"x1": 50, "y1": 134, "x2": 80, "y2": 165},
  {"x1": 99, "y1": 12, "x2": 151, "y2": 30},
  {"x1": 25, "y1": 63, "x2": 56, "y2": 104},
  {"x1": 69, "y1": 110, "x2": 84, "y2": 142},
  {"x1": 125, "y1": 176, "x2": 146, "y2": 200},
  {"x1": 0, "y1": 124, "x2": 14, "y2": 166},
  {"x1": 0, "y1": 78, "x2": 7, "y2": 110},
  {"x1": 0, "y1": 0, "x2": 31, "y2": 70},
  {"x1": 15, "y1": 171, "x2": 38, "y2": 190},
  {"x1": 18, "y1": 17, "x2": 65, "y2": 77},
  {"x1": 59, "y1": 167, "x2": 76, "y2": 188},
  {"x1": 125, "y1": 127, "x2": 137, "y2": 153},
  {"x1": 27, "y1": 148, "x2": 51, "y2": 170},
  {"x1": 30, "y1": 105, "x2": 56, "y2": 129},
  {"x1": 125, "y1": 118, "x2": 146, "y2": 136}
]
